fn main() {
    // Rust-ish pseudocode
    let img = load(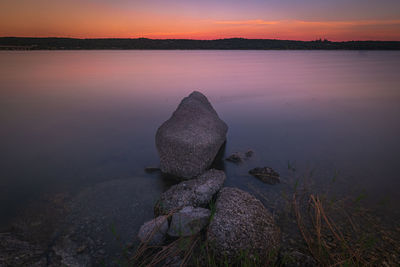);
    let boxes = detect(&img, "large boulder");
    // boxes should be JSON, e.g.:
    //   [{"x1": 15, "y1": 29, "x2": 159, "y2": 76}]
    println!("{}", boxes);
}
[
  {"x1": 156, "y1": 91, "x2": 228, "y2": 179},
  {"x1": 168, "y1": 206, "x2": 211, "y2": 237},
  {"x1": 207, "y1": 187, "x2": 280, "y2": 261},
  {"x1": 155, "y1": 169, "x2": 226, "y2": 215}
]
